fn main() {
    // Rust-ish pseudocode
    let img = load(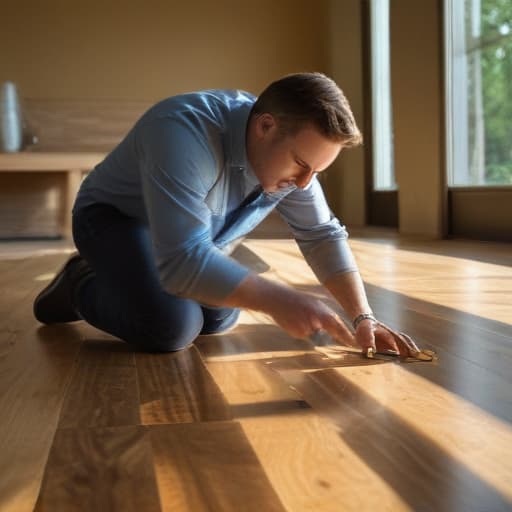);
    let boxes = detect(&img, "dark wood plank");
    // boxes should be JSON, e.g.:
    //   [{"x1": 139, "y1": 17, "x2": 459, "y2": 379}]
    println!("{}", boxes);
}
[
  {"x1": 0, "y1": 322, "x2": 83, "y2": 511},
  {"x1": 361, "y1": 285, "x2": 512, "y2": 423},
  {"x1": 34, "y1": 426, "x2": 161, "y2": 512},
  {"x1": 58, "y1": 341, "x2": 139, "y2": 429},
  {"x1": 0, "y1": 255, "x2": 64, "y2": 357},
  {"x1": 366, "y1": 282, "x2": 512, "y2": 350},
  {"x1": 74, "y1": 337, "x2": 136, "y2": 366},
  {"x1": 149, "y1": 421, "x2": 286, "y2": 512},
  {"x1": 136, "y1": 345, "x2": 231, "y2": 424}
]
